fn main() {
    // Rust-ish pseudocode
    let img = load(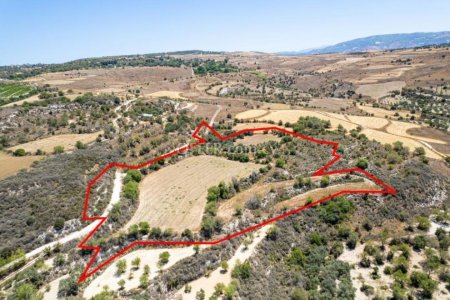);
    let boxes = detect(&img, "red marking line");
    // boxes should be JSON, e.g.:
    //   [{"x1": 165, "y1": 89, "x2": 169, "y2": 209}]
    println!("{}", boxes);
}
[{"x1": 78, "y1": 120, "x2": 396, "y2": 283}]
